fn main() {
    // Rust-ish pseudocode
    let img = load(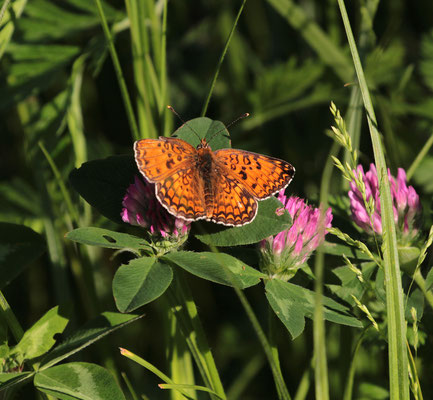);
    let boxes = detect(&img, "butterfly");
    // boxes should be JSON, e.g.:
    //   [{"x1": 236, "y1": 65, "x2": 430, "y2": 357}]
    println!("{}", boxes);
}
[{"x1": 134, "y1": 128, "x2": 295, "y2": 227}]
